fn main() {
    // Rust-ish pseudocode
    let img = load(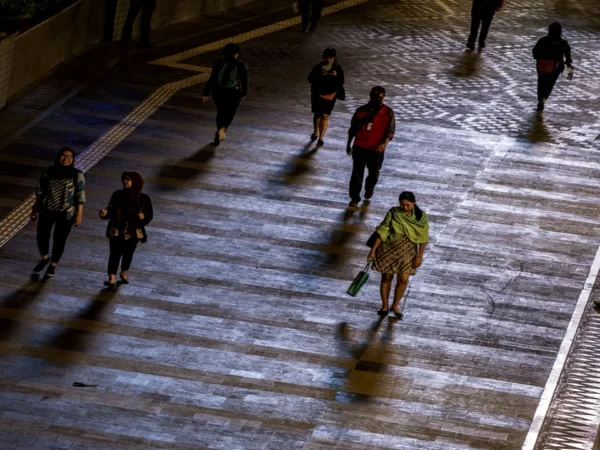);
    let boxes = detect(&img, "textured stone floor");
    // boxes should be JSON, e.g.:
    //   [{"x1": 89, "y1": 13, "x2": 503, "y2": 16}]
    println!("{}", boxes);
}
[{"x1": 1, "y1": 0, "x2": 600, "y2": 448}]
